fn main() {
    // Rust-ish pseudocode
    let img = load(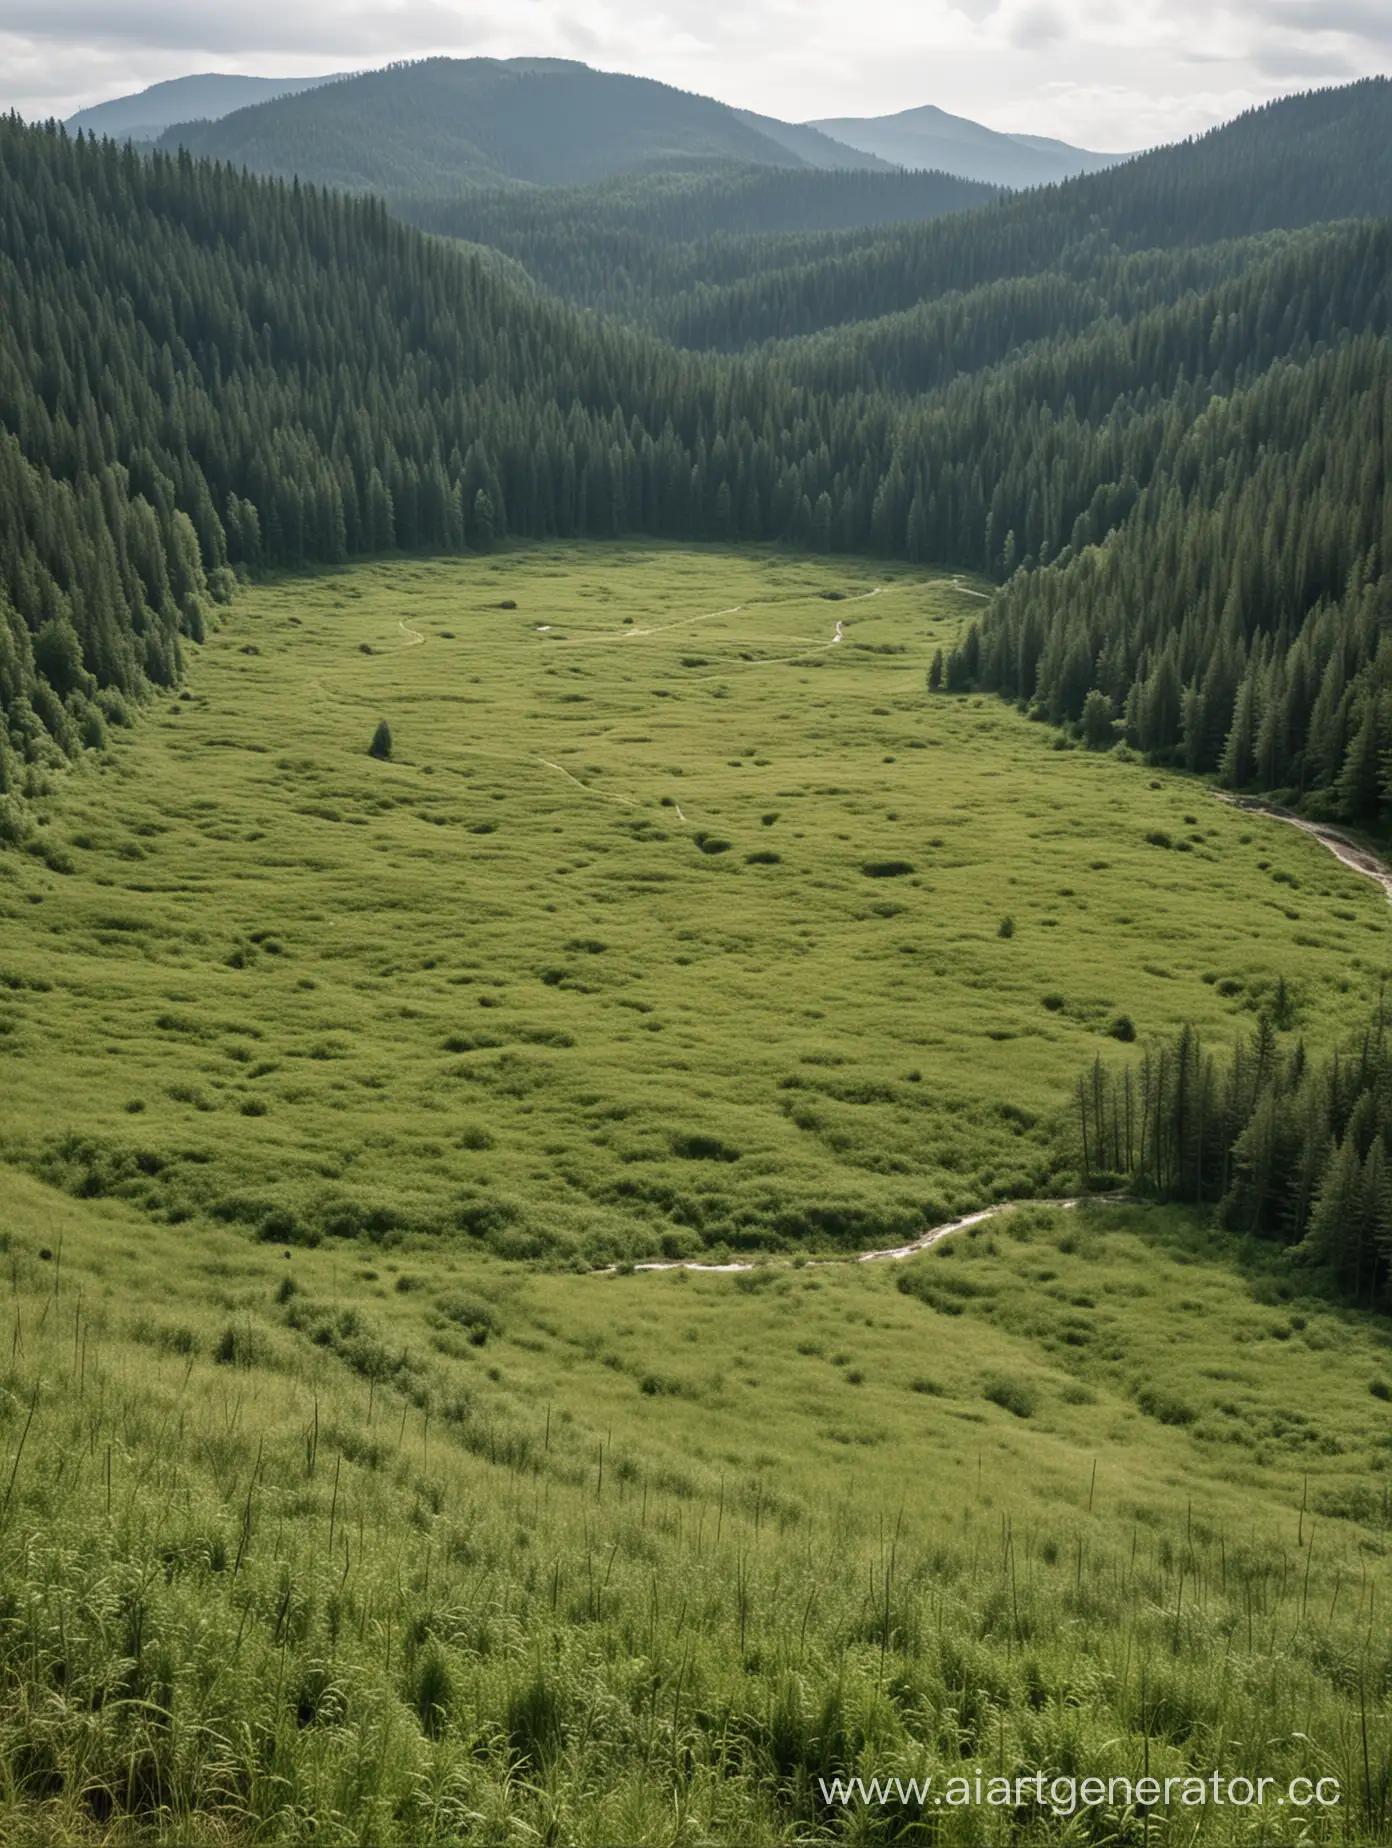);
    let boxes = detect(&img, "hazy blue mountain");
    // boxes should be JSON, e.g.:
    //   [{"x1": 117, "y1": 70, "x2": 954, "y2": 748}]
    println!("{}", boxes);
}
[
  {"x1": 66, "y1": 72, "x2": 339, "y2": 143},
  {"x1": 733, "y1": 111, "x2": 894, "y2": 172},
  {"x1": 158, "y1": 59, "x2": 816, "y2": 190},
  {"x1": 809, "y1": 103, "x2": 1129, "y2": 188},
  {"x1": 74, "y1": 60, "x2": 1126, "y2": 192}
]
